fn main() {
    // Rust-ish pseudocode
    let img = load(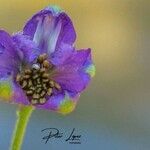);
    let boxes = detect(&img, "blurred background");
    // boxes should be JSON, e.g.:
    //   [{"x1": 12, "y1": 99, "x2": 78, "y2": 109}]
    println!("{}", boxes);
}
[{"x1": 0, "y1": 0, "x2": 150, "y2": 149}]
